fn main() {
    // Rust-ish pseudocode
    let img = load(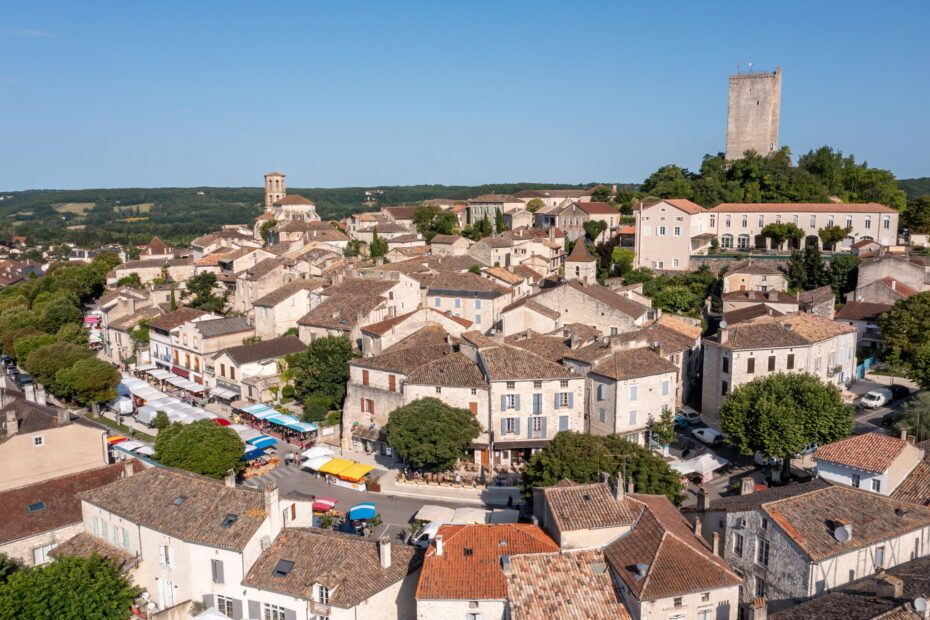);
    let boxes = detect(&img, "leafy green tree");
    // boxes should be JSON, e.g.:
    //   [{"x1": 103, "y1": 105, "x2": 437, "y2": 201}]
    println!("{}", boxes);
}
[
  {"x1": 385, "y1": 398, "x2": 481, "y2": 471},
  {"x1": 611, "y1": 247, "x2": 635, "y2": 276},
  {"x1": 154, "y1": 420, "x2": 245, "y2": 478},
  {"x1": 115, "y1": 273, "x2": 142, "y2": 288},
  {"x1": 525, "y1": 198, "x2": 545, "y2": 213},
  {"x1": 182, "y1": 272, "x2": 227, "y2": 314},
  {"x1": 13, "y1": 332, "x2": 58, "y2": 364},
  {"x1": 54, "y1": 357, "x2": 120, "y2": 405},
  {"x1": 893, "y1": 391, "x2": 930, "y2": 443},
  {"x1": 783, "y1": 246, "x2": 827, "y2": 291},
  {"x1": 259, "y1": 219, "x2": 277, "y2": 242},
  {"x1": 590, "y1": 185, "x2": 612, "y2": 202},
  {"x1": 1, "y1": 326, "x2": 39, "y2": 356},
  {"x1": 56, "y1": 322, "x2": 88, "y2": 346},
  {"x1": 286, "y1": 336, "x2": 354, "y2": 407},
  {"x1": 302, "y1": 394, "x2": 334, "y2": 423},
  {"x1": 343, "y1": 239, "x2": 362, "y2": 257},
  {"x1": 760, "y1": 222, "x2": 803, "y2": 250},
  {"x1": 0, "y1": 555, "x2": 140, "y2": 620},
  {"x1": 640, "y1": 165, "x2": 695, "y2": 199},
  {"x1": 495, "y1": 209, "x2": 506, "y2": 234},
  {"x1": 818, "y1": 225, "x2": 851, "y2": 250},
  {"x1": 583, "y1": 220, "x2": 608, "y2": 241},
  {"x1": 412, "y1": 206, "x2": 457, "y2": 241},
  {"x1": 152, "y1": 411, "x2": 171, "y2": 431},
  {"x1": 468, "y1": 264, "x2": 482, "y2": 275},
  {"x1": 369, "y1": 229, "x2": 388, "y2": 258},
  {"x1": 720, "y1": 373, "x2": 852, "y2": 478},
  {"x1": 130, "y1": 319, "x2": 150, "y2": 350},
  {"x1": 650, "y1": 408, "x2": 677, "y2": 447},
  {"x1": 520, "y1": 431, "x2": 683, "y2": 504},
  {"x1": 903, "y1": 195, "x2": 930, "y2": 234},
  {"x1": 827, "y1": 254, "x2": 859, "y2": 298},
  {"x1": 652, "y1": 285, "x2": 701, "y2": 315},
  {"x1": 38, "y1": 302, "x2": 82, "y2": 334},
  {"x1": 879, "y1": 292, "x2": 930, "y2": 375},
  {"x1": 0, "y1": 555, "x2": 22, "y2": 586},
  {"x1": 24, "y1": 343, "x2": 92, "y2": 385},
  {"x1": 462, "y1": 216, "x2": 493, "y2": 241}
]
